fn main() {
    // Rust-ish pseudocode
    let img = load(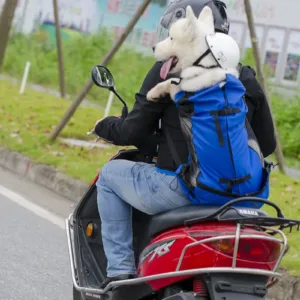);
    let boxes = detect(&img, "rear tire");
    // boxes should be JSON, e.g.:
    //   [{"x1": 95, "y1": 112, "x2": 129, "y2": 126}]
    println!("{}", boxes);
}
[{"x1": 73, "y1": 285, "x2": 84, "y2": 300}]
